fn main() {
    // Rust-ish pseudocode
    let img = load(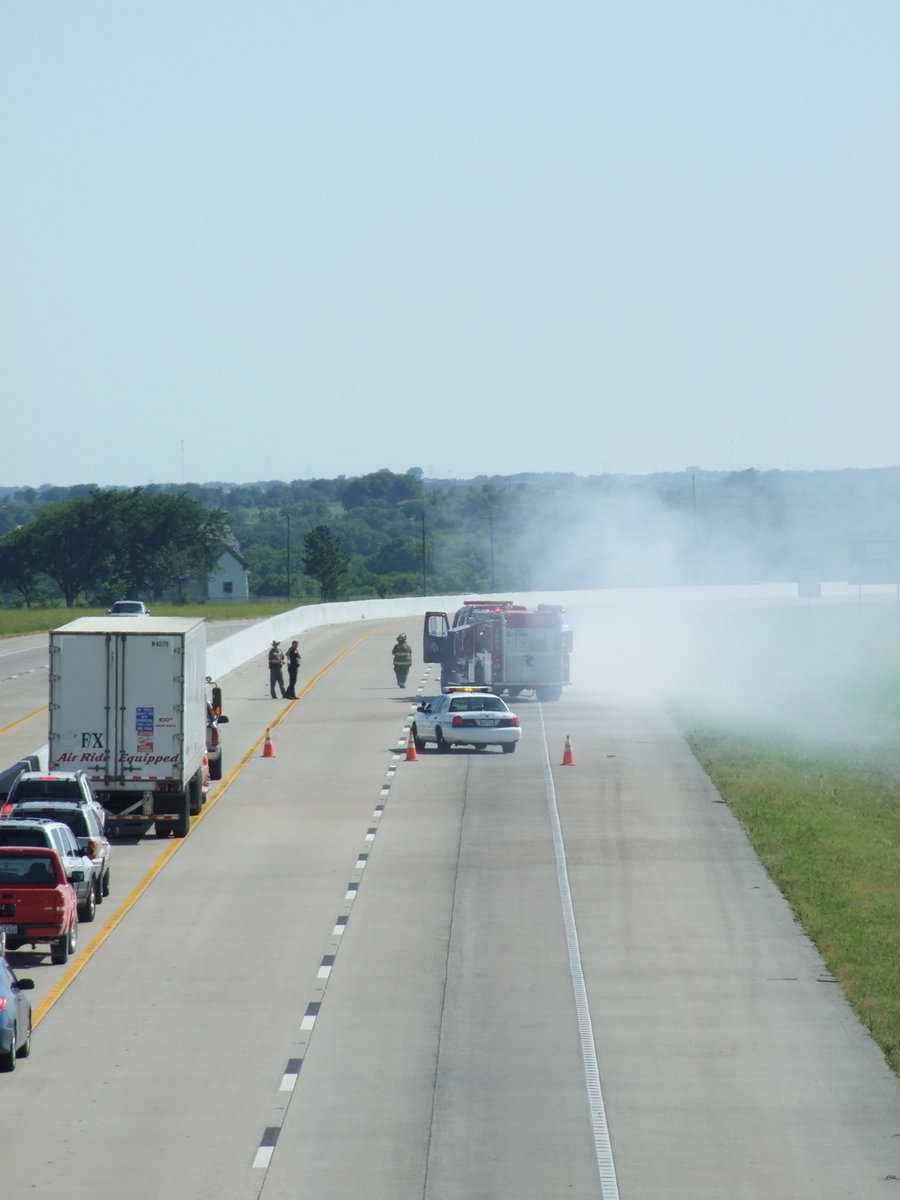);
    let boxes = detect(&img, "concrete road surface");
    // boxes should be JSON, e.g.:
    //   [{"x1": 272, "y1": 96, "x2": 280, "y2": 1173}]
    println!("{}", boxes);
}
[{"x1": 0, "y1": 610, "x2": 898, "y2": 1199}]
